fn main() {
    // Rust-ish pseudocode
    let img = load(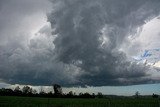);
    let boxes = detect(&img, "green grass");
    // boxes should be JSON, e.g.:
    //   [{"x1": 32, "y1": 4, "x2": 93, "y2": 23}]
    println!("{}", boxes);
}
[{"x1": 0, "y1": 96, "x2": 159, "y2": 107}]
